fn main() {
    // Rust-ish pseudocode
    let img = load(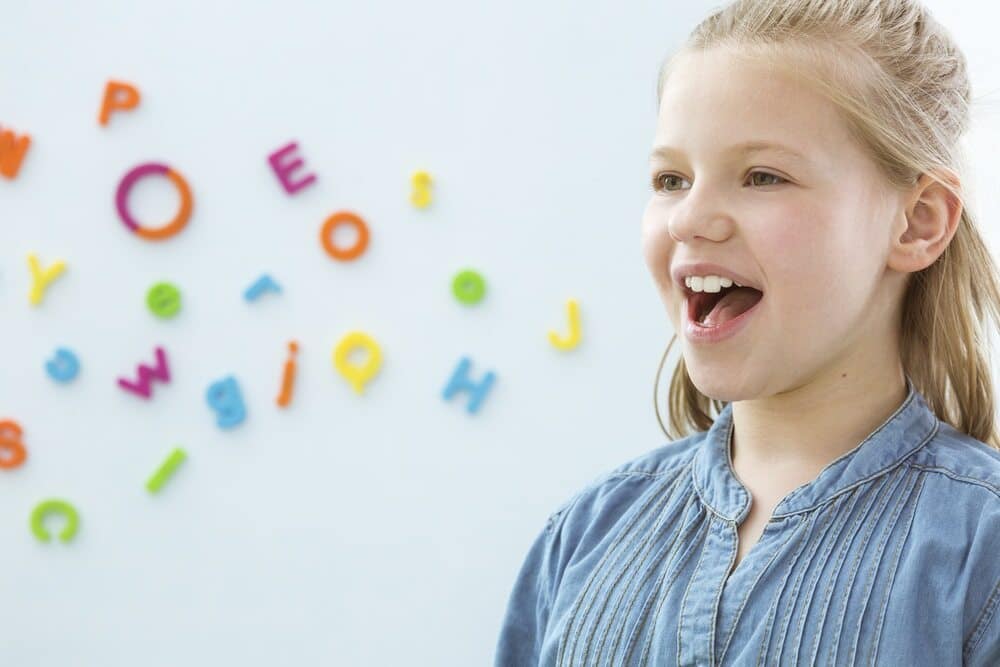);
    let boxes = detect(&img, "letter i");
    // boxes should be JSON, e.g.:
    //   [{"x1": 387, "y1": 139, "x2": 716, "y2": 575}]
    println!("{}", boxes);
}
[{"x1": 276, "y1": 341, "x2": 299, "y2": 407}]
